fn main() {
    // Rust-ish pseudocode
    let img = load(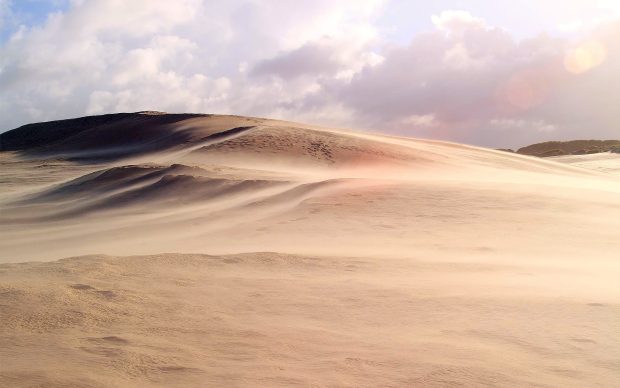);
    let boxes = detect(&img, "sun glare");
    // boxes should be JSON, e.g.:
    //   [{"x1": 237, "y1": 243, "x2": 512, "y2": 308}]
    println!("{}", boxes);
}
[{"x1": 564, "y1": 39, "x2": 607, "y2": 74}]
